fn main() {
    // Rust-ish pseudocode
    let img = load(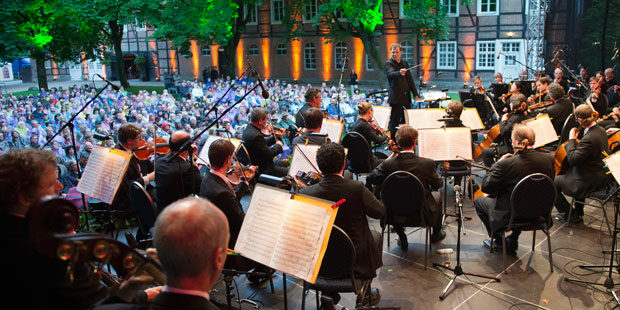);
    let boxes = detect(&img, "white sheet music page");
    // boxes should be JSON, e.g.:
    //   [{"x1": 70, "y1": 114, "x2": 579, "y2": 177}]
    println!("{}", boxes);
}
[
  {"x1": 234, "y1": 185, "x2": 333, "y2": 282},
  {"x1": 405, "y1": 109, "x2": 445, "y2": 129},
  {"x1": 372, "y1": 106, "x2": 391, "y2": 131},
  {"x1": 77, "y1": 146, "x2": 131, "y2": 204},
  {"x1": 417, "y1": 127, "x2": 473, "y2": 161},
  {"x1": 197, "y1": 135, "x2": 241, "y2": 166},
  {"x1": 604, "y1": 153, "x2": 620, "y2": 185},
  {"x1": 521, "y1": 114, "x2": 558, "y2": 148},
  {"x1": 288, "y1": 144, "x2": 321, "y2": 176},
  {"x1": 461, "y1": 108, "x2": 485, "y2": 130},
  {"x1": 319, "y1": 119, "x2": 344, "y2": 143}
]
